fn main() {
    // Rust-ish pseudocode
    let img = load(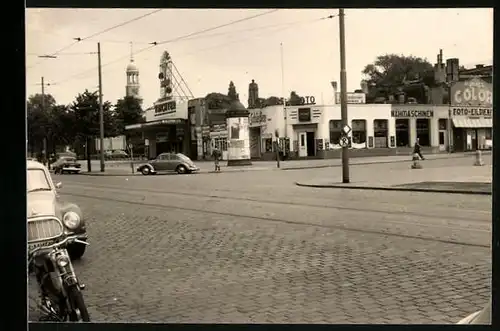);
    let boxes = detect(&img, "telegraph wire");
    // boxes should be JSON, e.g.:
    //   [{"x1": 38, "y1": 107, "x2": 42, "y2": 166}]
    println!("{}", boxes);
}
[
  {"x1": 74, "y1": 18, "x2": 315, "y2": 46},
  {"x1": 178, "y1": 15, "x2": 333, "y2": 58},
  {"x1": 42, "y1": 12, "x2": 336, "y2": 89},
  {"x1": 46, "y1": 10, "x2": 281, "y2": 86},
  {"x1": 155, "y1": 9, "x2": 280, "y2": 45},
  {"x1": 27, "y1": 9, "x2": 163, "y2": 69}
]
